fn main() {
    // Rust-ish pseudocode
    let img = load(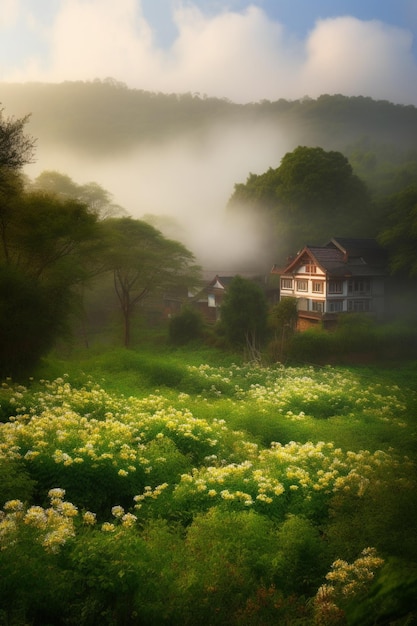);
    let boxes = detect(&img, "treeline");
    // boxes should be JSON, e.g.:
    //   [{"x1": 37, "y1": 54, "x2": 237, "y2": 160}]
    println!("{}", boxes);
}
[
  {"x1": 0, "y1": 111, "x2": 201, "y2": 378},
  {"x1": 1, "y1": 80, "x2": 417, "y2": 160}
]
